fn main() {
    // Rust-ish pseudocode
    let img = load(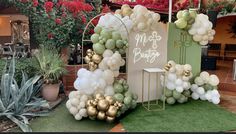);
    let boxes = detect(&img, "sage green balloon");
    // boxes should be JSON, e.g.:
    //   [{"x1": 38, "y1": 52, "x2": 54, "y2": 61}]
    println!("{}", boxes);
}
[
  {"x1": 114, "y1": 93, "x2": 124, "y2": 103},
  {"x1": 125, "y1": 91, "x2": 133, "y2": 98},
  {"x1": 177, "y1": 95, "x2": 186, "y2": 103},
  {"x1": 94, "y1": 26, "x2": 102, "y2": 34},
  {"x1": 160, "y1": 95, "x2": 166, "y2": 102},
  {"x1": 132, "y1": 93, "x2": 138, "y2": 101},
  {"x1": 93, "y1": 43, "x2": 105, "y2": 55},
  {"x1": 105, "y1": 39, "x2": 116, "y2": 50},
  {"x1": 113, "y1": 83, "x2": 124, "y2": 93},
  {"x1": 131, "y1": 100, "x2": 137, "y2": 109},
  {"x1": 182, "y1": 10, "x2": 190, "y2": 21},
  {"x1": 173, "y1": 90, "x2": 181, "y2": 100},
  {"x1": 112, "y1": 32, "x2": 122, "y2": 40},
  {"x1": 123, "y1": 85, "x2": 129, "y2": 92},
  {"x1": 203, "y1": 84, "x2": 214, "y2": 91},
  {"x1": 116, "y1": 40, "x2": 124, "y2": 48},
  {"x1": 166, "y1": 97, "x2": 176, "y2": 105},
  {"x1": 175, "y1": 18, "x2": 187, "y2": 29},
  {"x1": 183, "y1": 90, "x2": 191, "y2": 97},
  {"x1": 100, "y1": 29, "x2": 112, "y2": 39},
  {"x1": 120, "y1": 104, "x2": 128, "y2": 114},
  {"x1": 119, "y1": 49, "x2": 126, "y2": 55},
  {"x1": 116, "y1": 111, "x2": 121, "y2": 117},
  {"x1": 165, "y1": 89, "x2": 173, "y2": 97},
  {"x1": 124, "y1": 96, "x2": 132, "y2": 105},
  {"x1": 90, "y1": 34, "x2": 100, "y2": 44}
]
